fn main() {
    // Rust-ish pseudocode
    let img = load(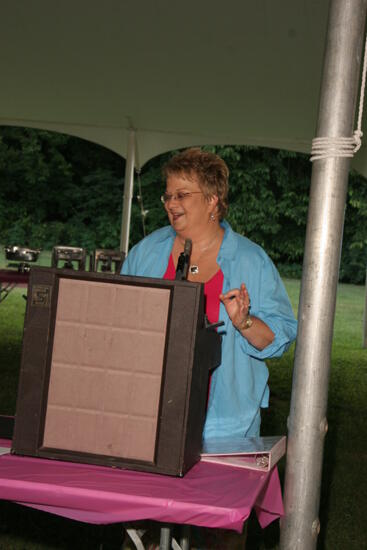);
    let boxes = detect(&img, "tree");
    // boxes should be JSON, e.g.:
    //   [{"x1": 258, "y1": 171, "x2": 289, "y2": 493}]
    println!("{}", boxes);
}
[
  {"x1": 1, "y1": 127, "x2": 366, "y2": 283},
  {"x1": 0, "y1": 127, "x2": 124, "y2": 250}
]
